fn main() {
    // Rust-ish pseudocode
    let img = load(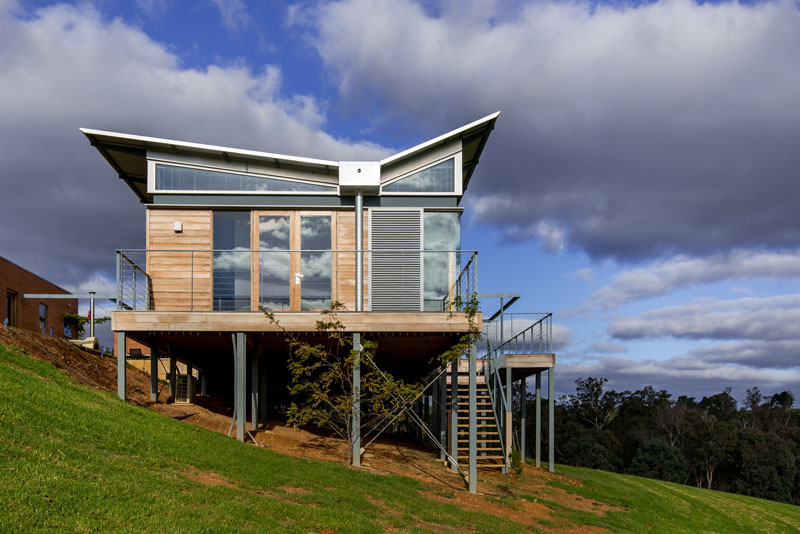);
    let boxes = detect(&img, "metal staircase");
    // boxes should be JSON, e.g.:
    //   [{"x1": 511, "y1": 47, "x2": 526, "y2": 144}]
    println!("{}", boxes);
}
[{"x1": 446, "y1": 365, "x2": 506, "y2": 469}]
